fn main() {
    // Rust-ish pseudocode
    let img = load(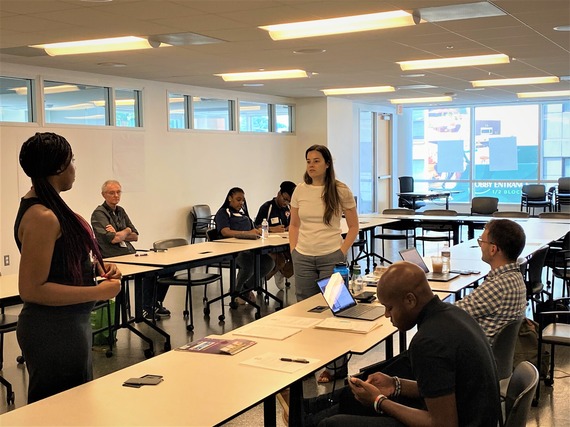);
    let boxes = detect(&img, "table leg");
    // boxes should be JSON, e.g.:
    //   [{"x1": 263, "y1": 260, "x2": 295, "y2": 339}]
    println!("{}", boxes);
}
[{"x1": 263, "y1": 394, "x2": 277, "y2": 427}]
